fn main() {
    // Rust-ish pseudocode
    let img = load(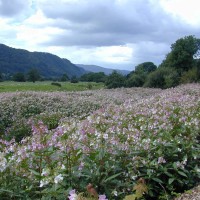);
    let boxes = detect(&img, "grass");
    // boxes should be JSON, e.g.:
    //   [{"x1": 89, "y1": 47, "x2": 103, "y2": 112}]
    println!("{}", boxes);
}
[{"x1": 0, "y1": 81, "x2": 105, "y2": 92}]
